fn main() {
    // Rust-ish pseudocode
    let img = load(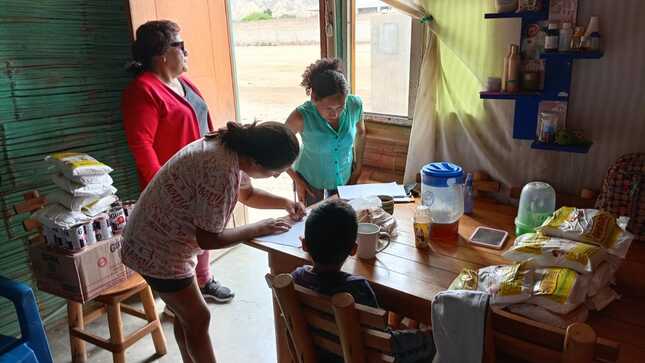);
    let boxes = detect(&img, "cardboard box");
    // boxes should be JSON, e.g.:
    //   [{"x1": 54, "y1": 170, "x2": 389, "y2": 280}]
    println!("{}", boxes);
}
[{"x1": 28, "y1": 235, "x2": 127, "y2": 303}]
